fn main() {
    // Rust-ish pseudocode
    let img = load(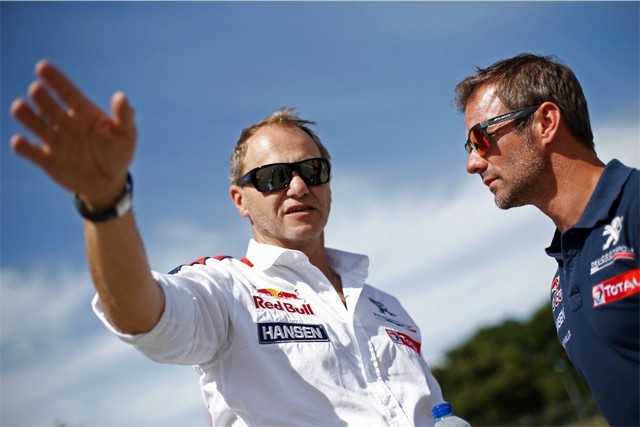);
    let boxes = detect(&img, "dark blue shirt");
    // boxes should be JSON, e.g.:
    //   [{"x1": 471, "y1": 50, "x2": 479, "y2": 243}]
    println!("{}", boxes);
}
[{"x1": 546, "y1": 159, "x2": 639, "y2": 426}]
